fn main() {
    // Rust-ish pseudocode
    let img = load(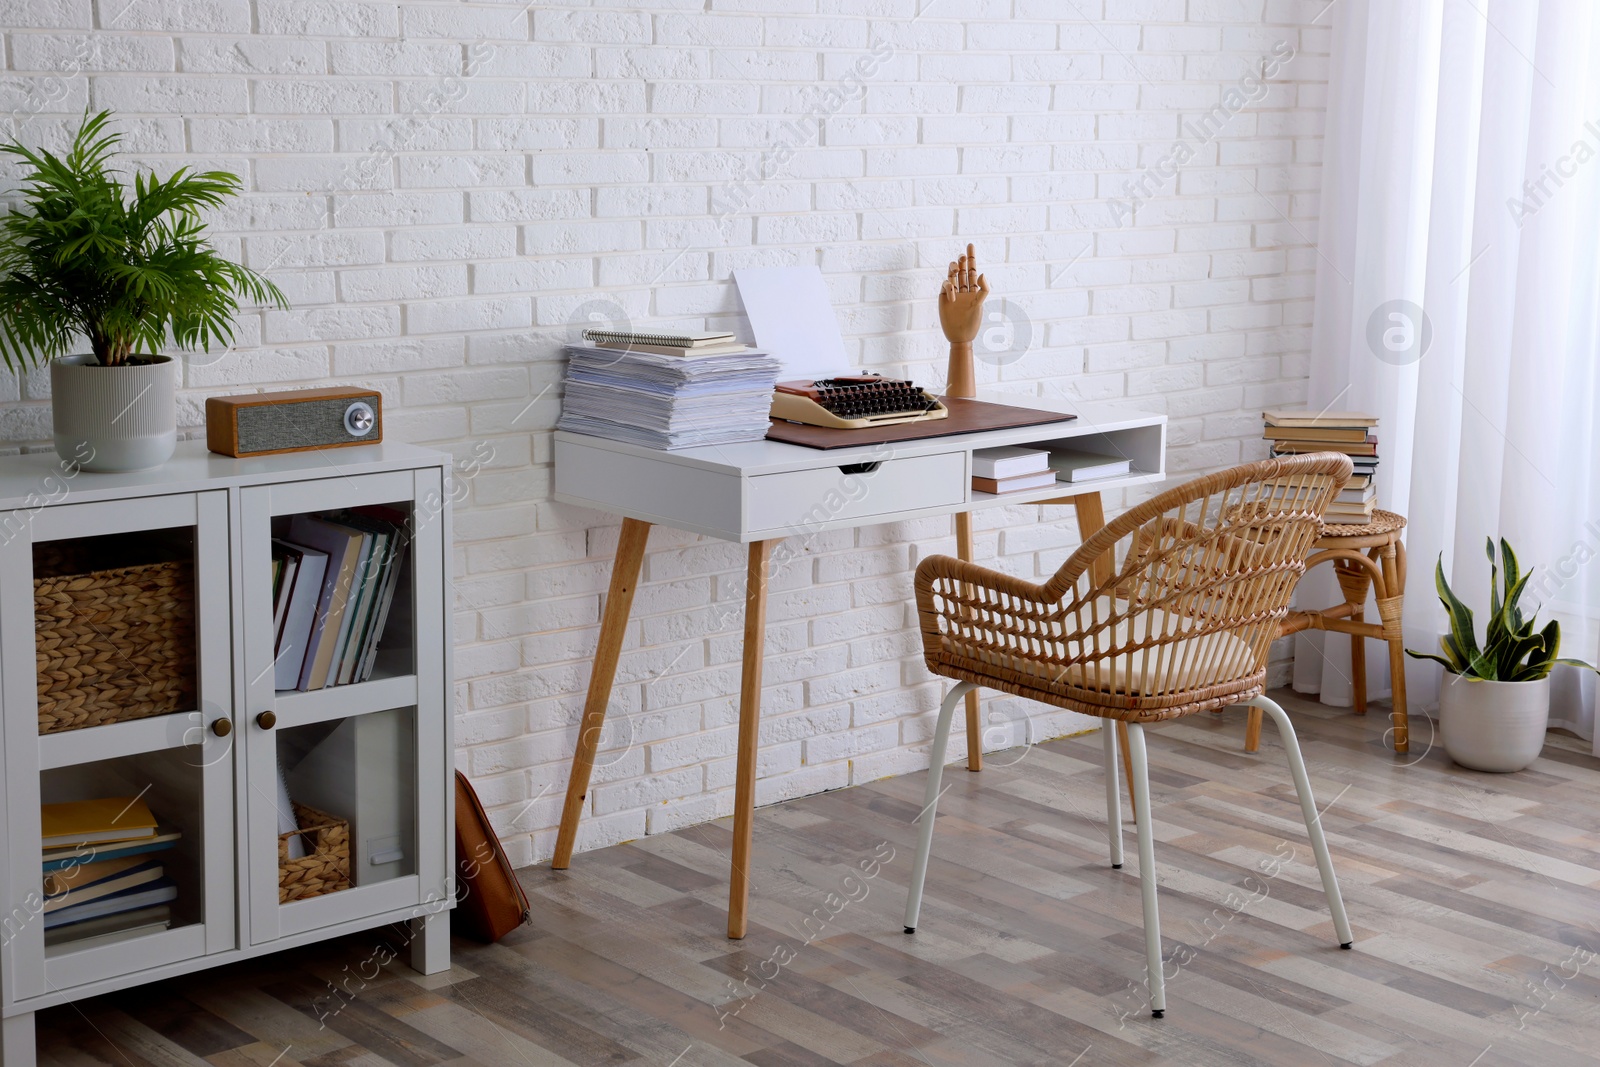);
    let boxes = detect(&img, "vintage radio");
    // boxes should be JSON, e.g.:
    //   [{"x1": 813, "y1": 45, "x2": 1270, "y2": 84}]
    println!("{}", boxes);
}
[{"x1": 206, "y1": 387, "x2": 382, "y2": 458}]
